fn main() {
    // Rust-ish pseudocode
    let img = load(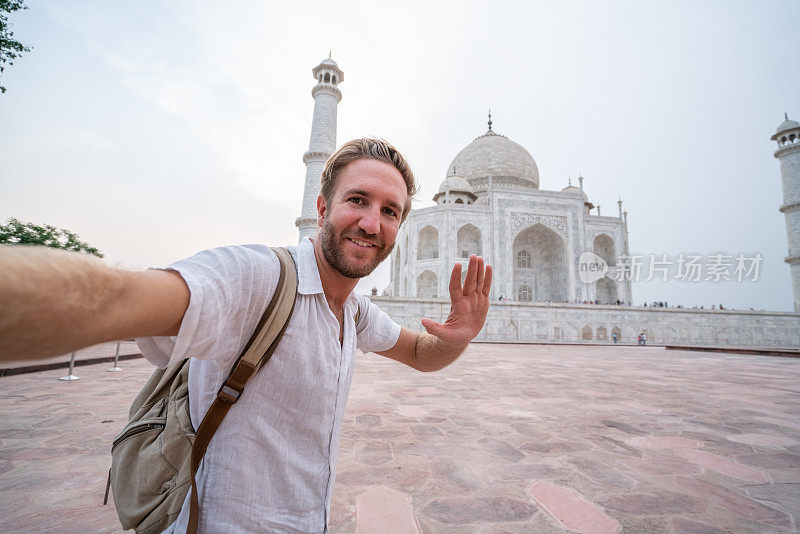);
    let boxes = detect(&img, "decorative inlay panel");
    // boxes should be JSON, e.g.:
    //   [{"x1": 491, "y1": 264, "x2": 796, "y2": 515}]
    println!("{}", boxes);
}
[{"x1": 510, "y1": 213, "x2": 567, "y2": 239}]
